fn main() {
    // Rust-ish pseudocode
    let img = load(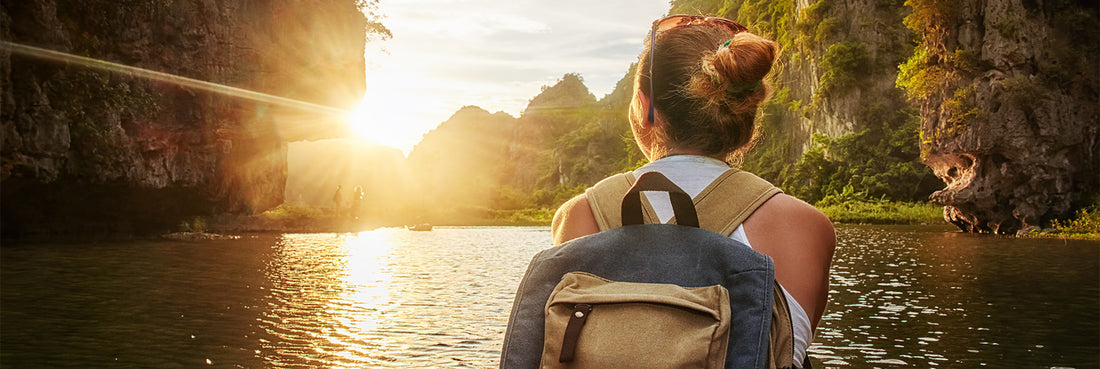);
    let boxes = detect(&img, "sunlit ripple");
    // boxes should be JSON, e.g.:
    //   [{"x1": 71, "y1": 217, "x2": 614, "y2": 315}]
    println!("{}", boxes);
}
[
  {"x1": 323, "y1": 229, "x2": 397, "y2": 367},
  {"x1": 253, "y1": 227, "x2": 551, "y2": 367}
]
